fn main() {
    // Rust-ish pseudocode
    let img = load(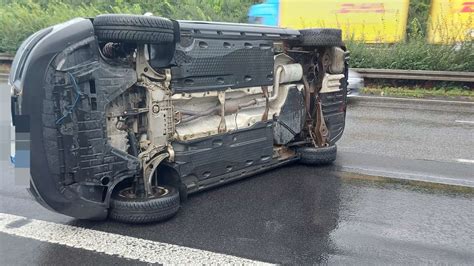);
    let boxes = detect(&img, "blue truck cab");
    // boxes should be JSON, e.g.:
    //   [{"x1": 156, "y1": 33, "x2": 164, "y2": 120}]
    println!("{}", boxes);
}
[{"x1": 248, "y1": 0, "x2": 279, "y2": 26}]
